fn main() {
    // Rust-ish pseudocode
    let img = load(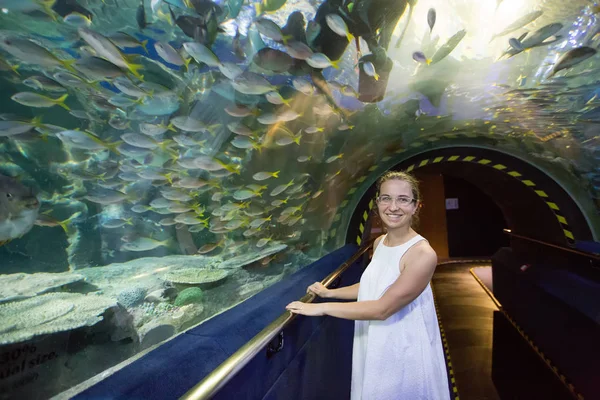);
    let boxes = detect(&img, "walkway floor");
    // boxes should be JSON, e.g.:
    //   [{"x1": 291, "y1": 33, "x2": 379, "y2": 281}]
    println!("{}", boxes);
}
[{"x1": 432, "y1": 262, "x2": 501, "y2": 400}]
